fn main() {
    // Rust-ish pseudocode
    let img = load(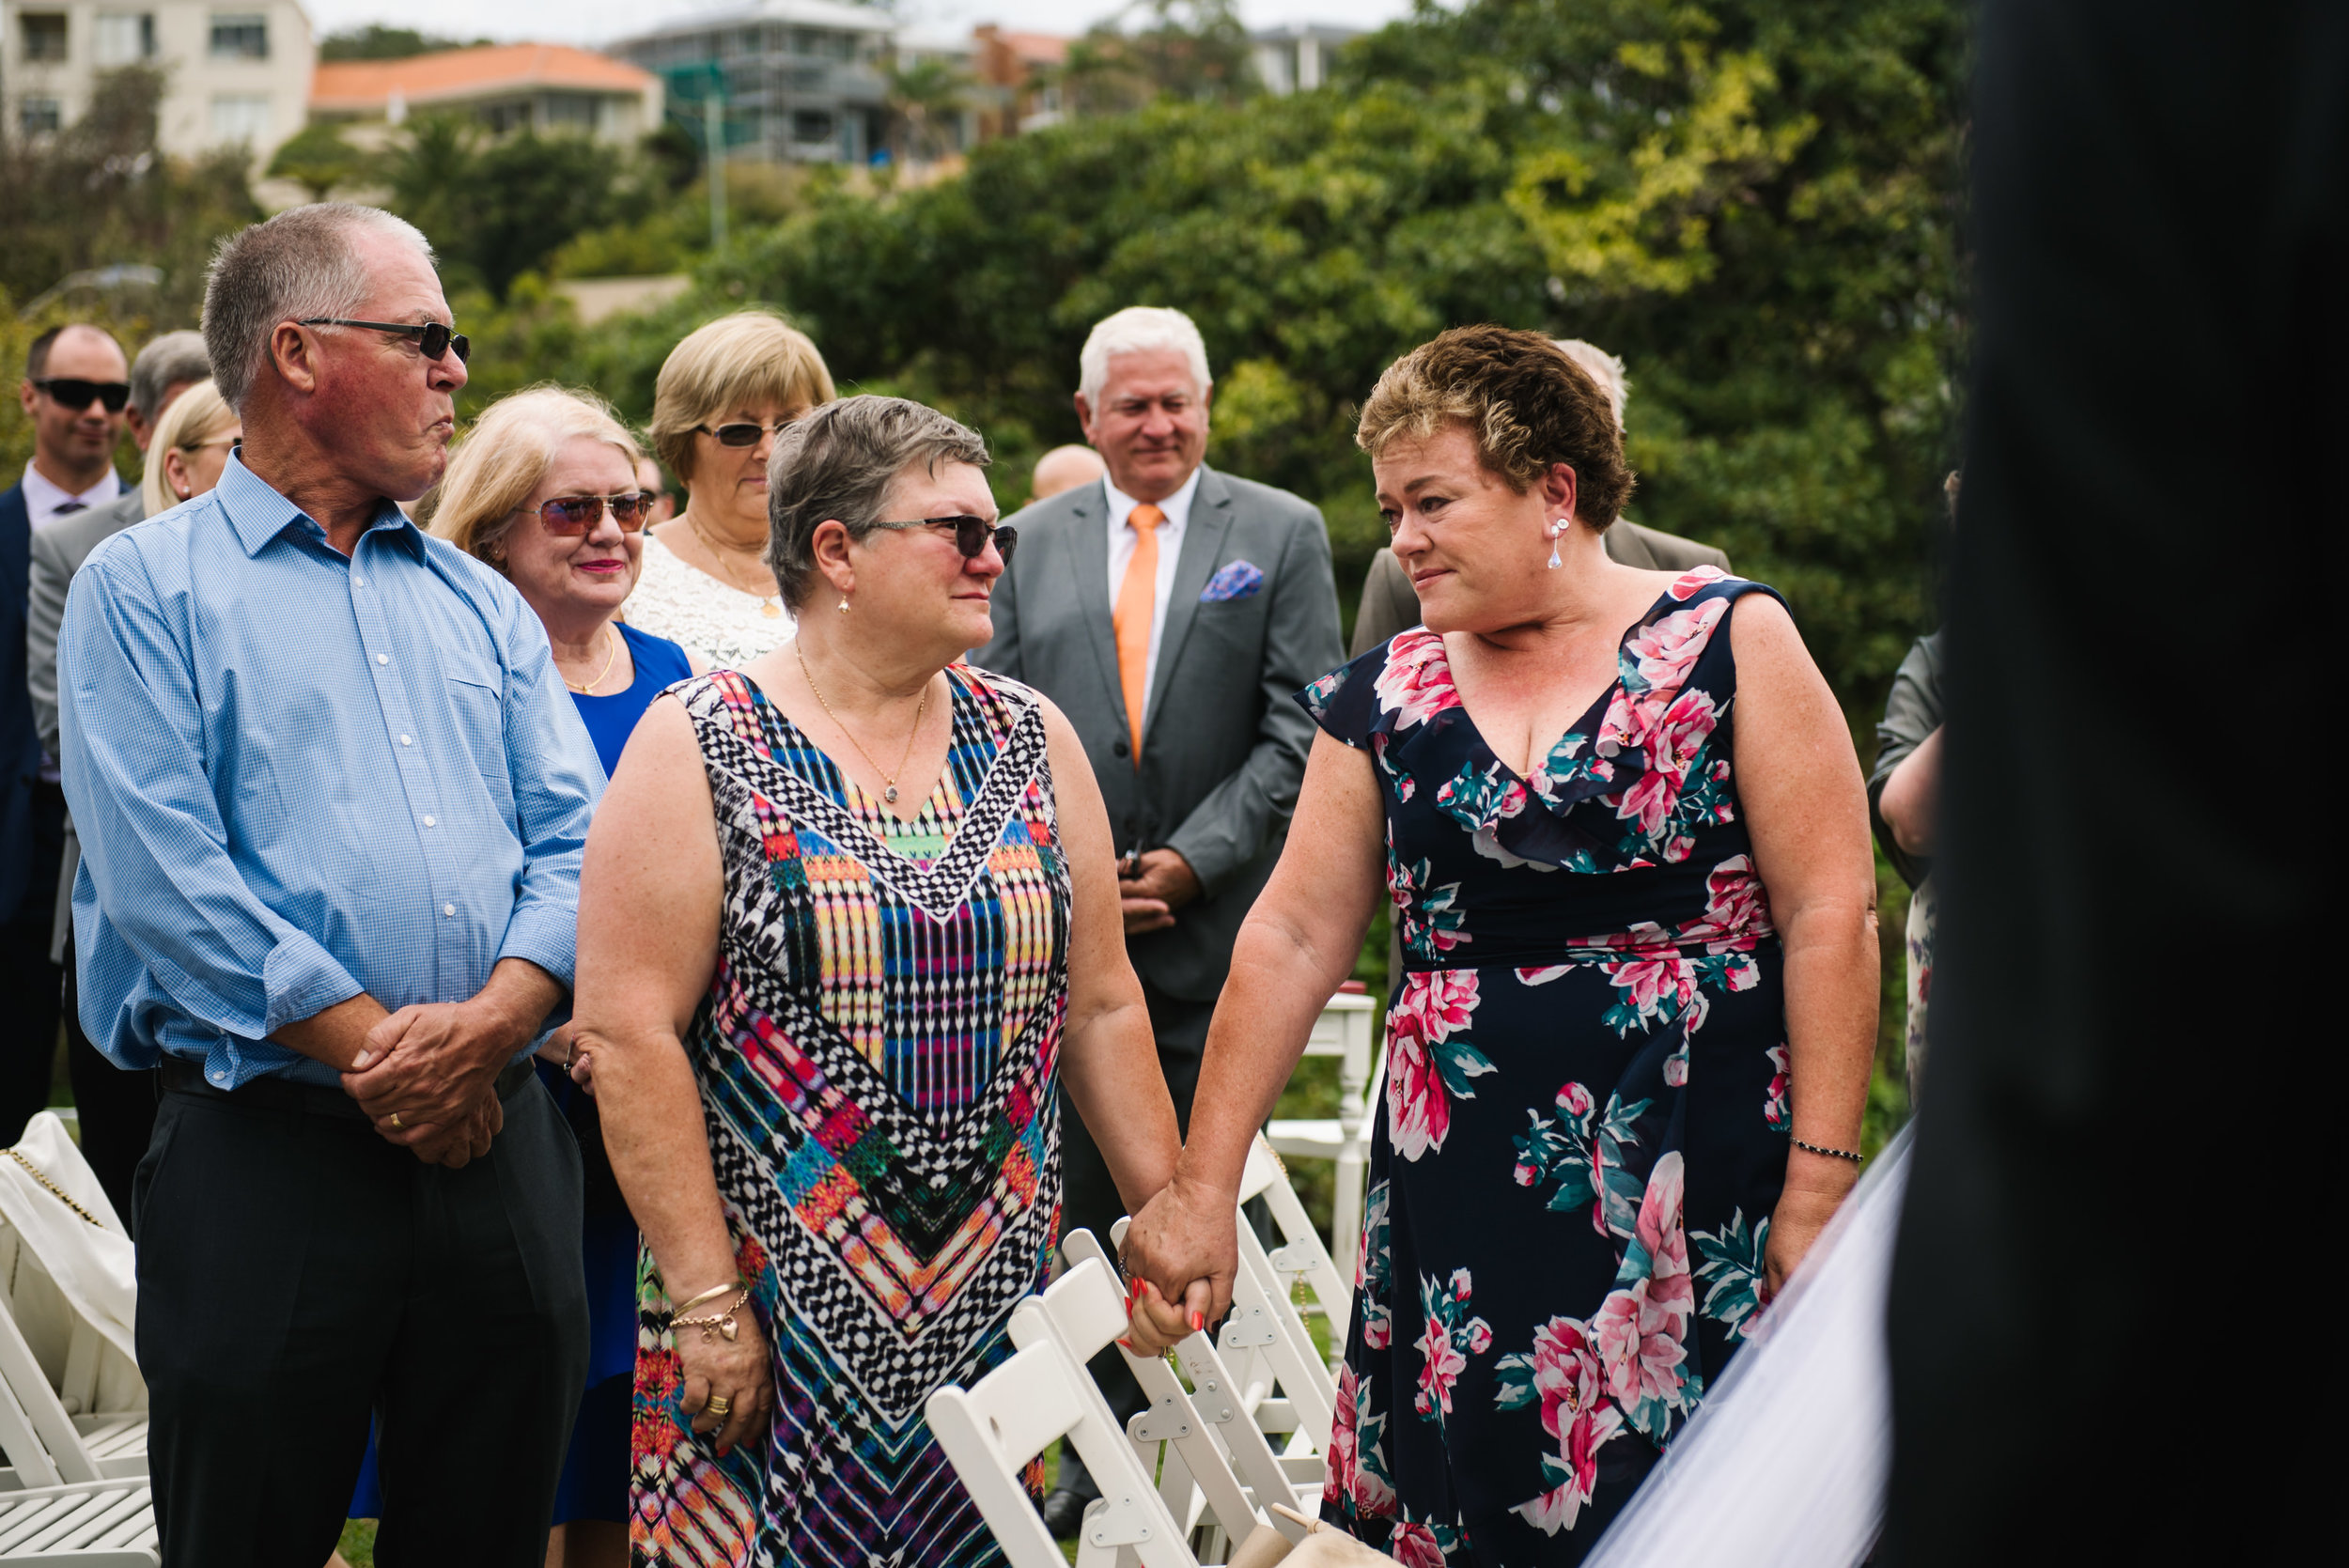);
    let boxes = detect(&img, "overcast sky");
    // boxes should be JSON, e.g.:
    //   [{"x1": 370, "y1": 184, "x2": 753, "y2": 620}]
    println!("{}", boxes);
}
[{"x1": 297, "y1": 0, "x2": 1417, "y2": 50}]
